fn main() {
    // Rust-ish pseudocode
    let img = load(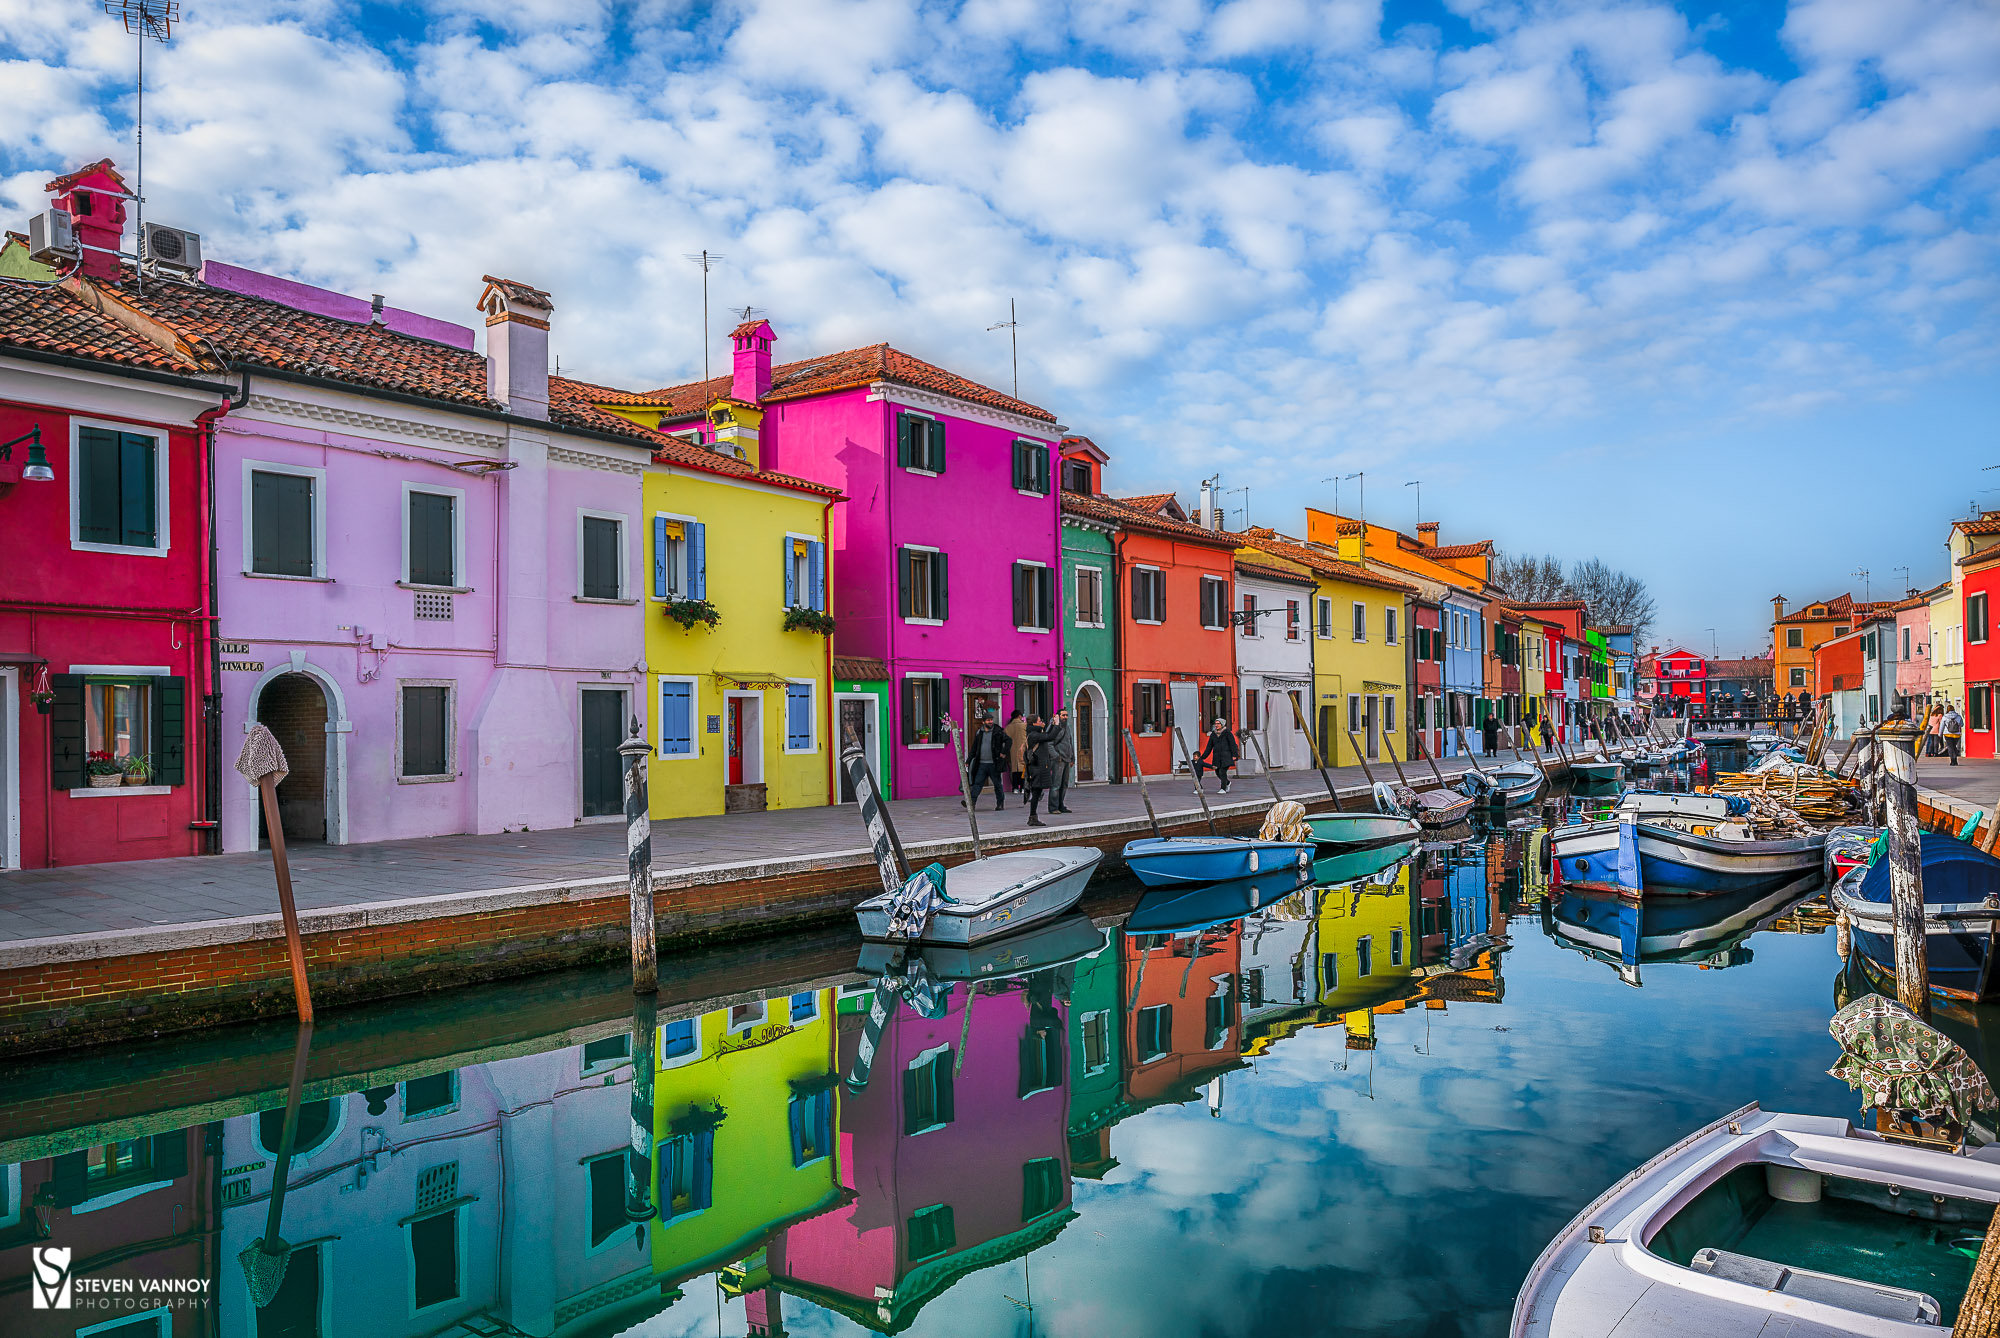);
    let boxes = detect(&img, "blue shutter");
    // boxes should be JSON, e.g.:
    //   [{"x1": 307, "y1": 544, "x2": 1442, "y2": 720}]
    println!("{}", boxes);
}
[
  {"x1": 653, "y1": 516, "x2": 668, "y2": 598},
  {"x1": 660, "y1": 681, "x2": 692, "y2": 757},
  {"x1": 809, "y1": 540, "x2": 826, "y2": 612},
  {"x1": 787, "y1": 683, "x2": 812, "y2": 749},
  {"x1": 789, "y1": 1096, "x2": 808, "y2": 1166},
  {"x1": 783, "y1": 537, "x2": 798, "y2": 609},
  {"x1": 688, "y1": 522, "x2": 707, "y2": 600},
  {"x1": 693, "y1": 1128, "x2": 715, "y2": 1211}
]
